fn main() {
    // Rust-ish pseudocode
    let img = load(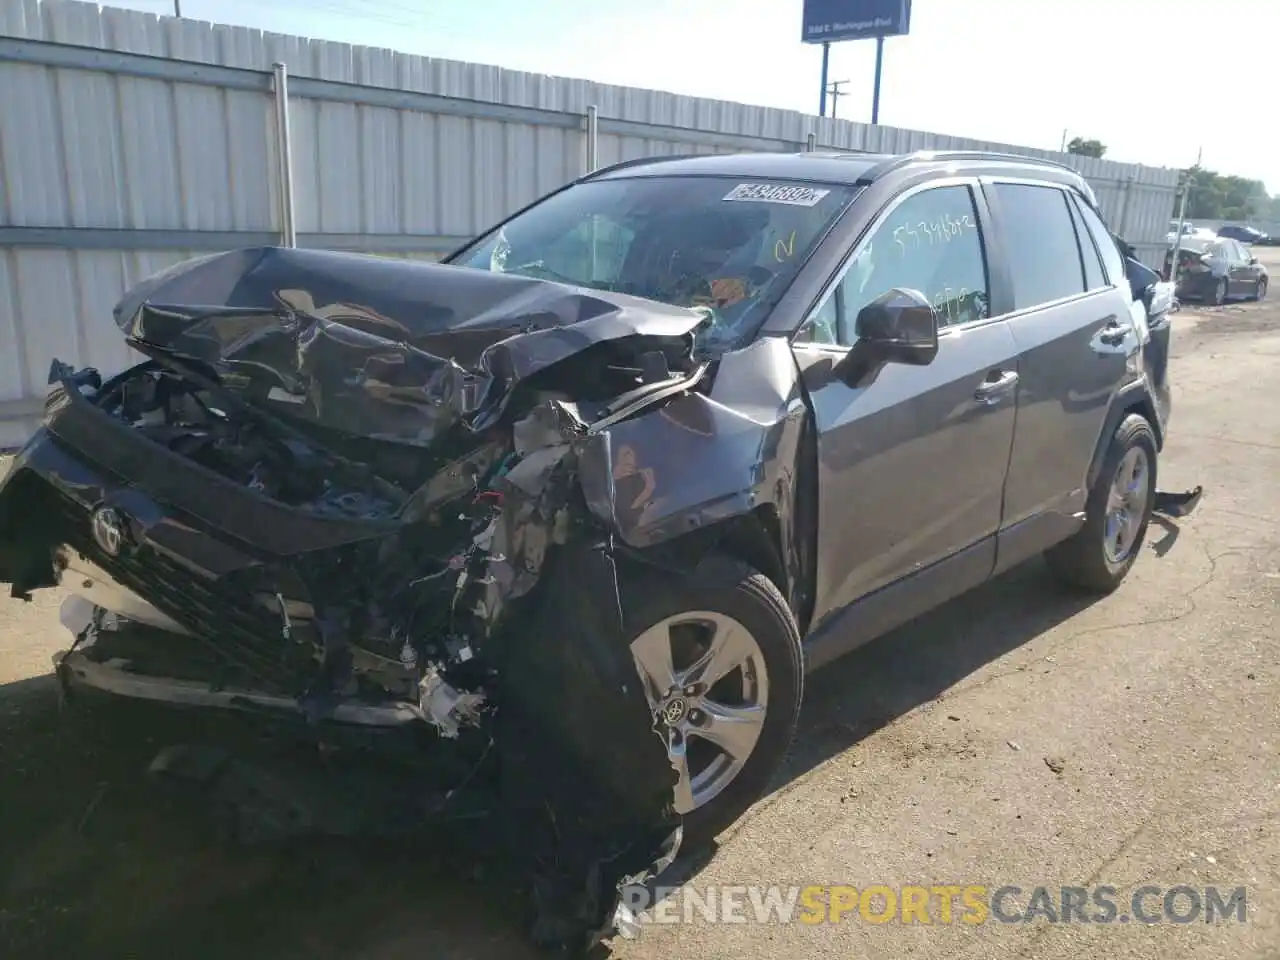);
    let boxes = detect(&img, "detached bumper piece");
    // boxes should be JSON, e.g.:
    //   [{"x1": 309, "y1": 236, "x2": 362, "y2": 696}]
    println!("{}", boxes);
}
[{"x1": 1153, "y1": 485, "x2": 1204, "y2": 518}]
